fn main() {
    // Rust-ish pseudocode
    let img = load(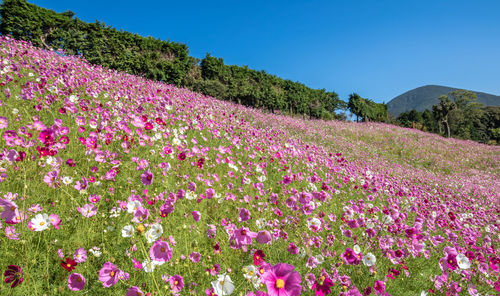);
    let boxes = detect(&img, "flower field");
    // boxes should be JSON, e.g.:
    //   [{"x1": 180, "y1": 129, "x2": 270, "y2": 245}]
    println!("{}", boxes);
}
[{"x1": 0, "y1": 36, "x2": 499, "y2": 295}]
